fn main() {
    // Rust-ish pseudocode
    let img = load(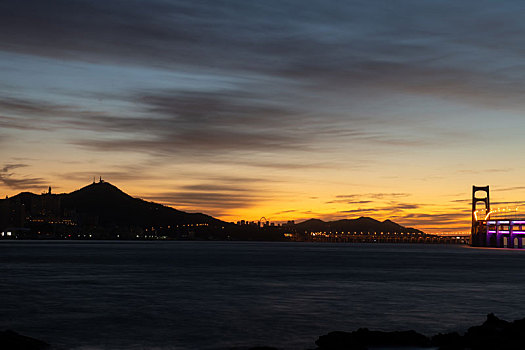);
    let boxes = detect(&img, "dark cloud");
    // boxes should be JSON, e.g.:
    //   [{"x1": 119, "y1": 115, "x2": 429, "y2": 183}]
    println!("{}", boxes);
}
[
  {"x1": 1, "y1": 163, "x2": 27, "y2": 173},
  {"x1": 400, "y1": 212, "x2": 469, "y2": 229},
  {"x1": 333, "y1": 195, "x2": 360, "y2": 200},
  {"x1": 337, "y1": 202, "x2": 421, "y2": 213},
  {"x1": 335, "y1": 200, "x2": 372, "y2": 205},
  {"x1": 0, "y1": 115, "x2": 53, "y2": 131},
  {"x1": 0, "y1": 163, "x2": 47, "y2": 190},
  {"x1": 177, "y1": 174, "x2": 278, "y2": 185},
  {"x1": 0, "y1": 82, "x2": 439, "y2": 166},
  {"x1": 2, "y1": 0, "x2": 525, "y2": 110},
  {"x1": 490, "y1": 201, "x2": 525, "y2": 207},
  {"x1": 335, "y1": 193, "x2": 410, "y2": 200},
  {"x1": 271, "y1": 209, "x2": 299, "y2": 215},
  {"x1": 147, "y1": 192, "x2": 257, "y2": 210},
  {"x1": 0, "y1": 1, "x2": 341, "y2": 70},
  {"x1": 143, "y1": 190, "x2": 267, "y2": 218},
  {"x1": 327, "y1": 198, "x2": 372, "y2": 204},
  {"x1": 0, "y1": 91, "x2": 314, "y2": 157},
  {"x1": 338, "y1": 208, "x2": 381, "y2": 214},
  {"x1": 235, "y1": 160, "x2": 330, "y2": 170},
  {"x1": 328, "y1": 193, "x2": 416, "y2": 211},
  {"x1": 0, "y1": 97, "x2": 65, "y2": 116},
  {"x1": 56, "y1": 169, "x2": 150, "y2": 184},
  {"x1": 390, "y1": 203, "x2": 421, "y2": 210},
  {"x1": 0, "y1": 96, "x2": 97, "y2": 131},
  {"x1": 181, "y1": 184, "x2": 252, "y2": 193},
  {"x1": 143, "y1": 178, "x2": 273, "y2": 215},
  {"x1": 67, "y1": 90, "x2": 427, "y2": 158},
  {"x1": 451, "y1": 198, "x2": 470, "y2": 203},
  {"x1": 493, "y1": 186, "x2": 525, "y2": 192}
]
